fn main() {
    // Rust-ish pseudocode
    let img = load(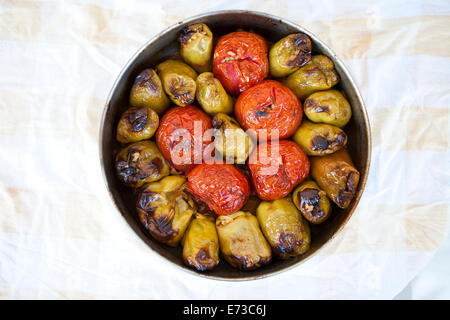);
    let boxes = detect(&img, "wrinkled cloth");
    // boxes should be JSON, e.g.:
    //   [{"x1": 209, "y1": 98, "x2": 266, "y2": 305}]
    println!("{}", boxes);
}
[{"x1": 0, "y1": 0, "x2": 449, "y2": 299}]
